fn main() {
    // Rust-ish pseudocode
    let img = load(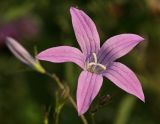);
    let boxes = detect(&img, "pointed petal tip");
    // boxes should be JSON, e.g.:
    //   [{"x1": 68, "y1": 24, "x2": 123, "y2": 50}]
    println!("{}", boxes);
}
[
  {"x1": 142, "y1": 98, "x2": 145, "y2": 103},
  {"x1": 118, "y1": 33, "x2": 145, "y2": 42},
  {"x1": 123, "y1": 33, "x2": 145, "y2": 41},
  {"x1": 128, "y1": 33, "x2": 145, "y2": 42},
  {"x1": 70, "y1": 6, "x2": 78, "y2": 13},
  {"x1": 136, "y1": 86, "x2": 145, "y2": 102},
  {"x1": 70, "y1": 7, "x2": 83, "y2": 16},
  {"x1": 70, "y1": 7, "x2": 73, "y2": 12},
  {"x1": 140, "y1": 36, "x2": 145, "y2": 41},
  {"x1": 5, "y1": 36, "x2": 12, "y2": 42},
  {"x1": 138, "y1": 93, "x2": 145, "y2": 103},
  {"x1": 77, "y1": 105, "x2": 88, "y2": 116},
  {"x1": 77, "y1": 109, "x2": 85, "y2": 116},
  {"x1": 77, "y1": 102, "x2": 89, "y2": 116},
  {"x1": 5, "y1": 36, "x2": 15, "y2": 44},
  {"x1": 136, "y1": 35, "x2": 144, "y2": 42},
  {"x1": 138, "y1": 97, "x2": 145, "y2": 103},
  {"x1": 70, "y1": 6, "x2": 75, "y2": 10},
  {"x1": 134, "y1": 88, "x2": 145, "y2": 103}
]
